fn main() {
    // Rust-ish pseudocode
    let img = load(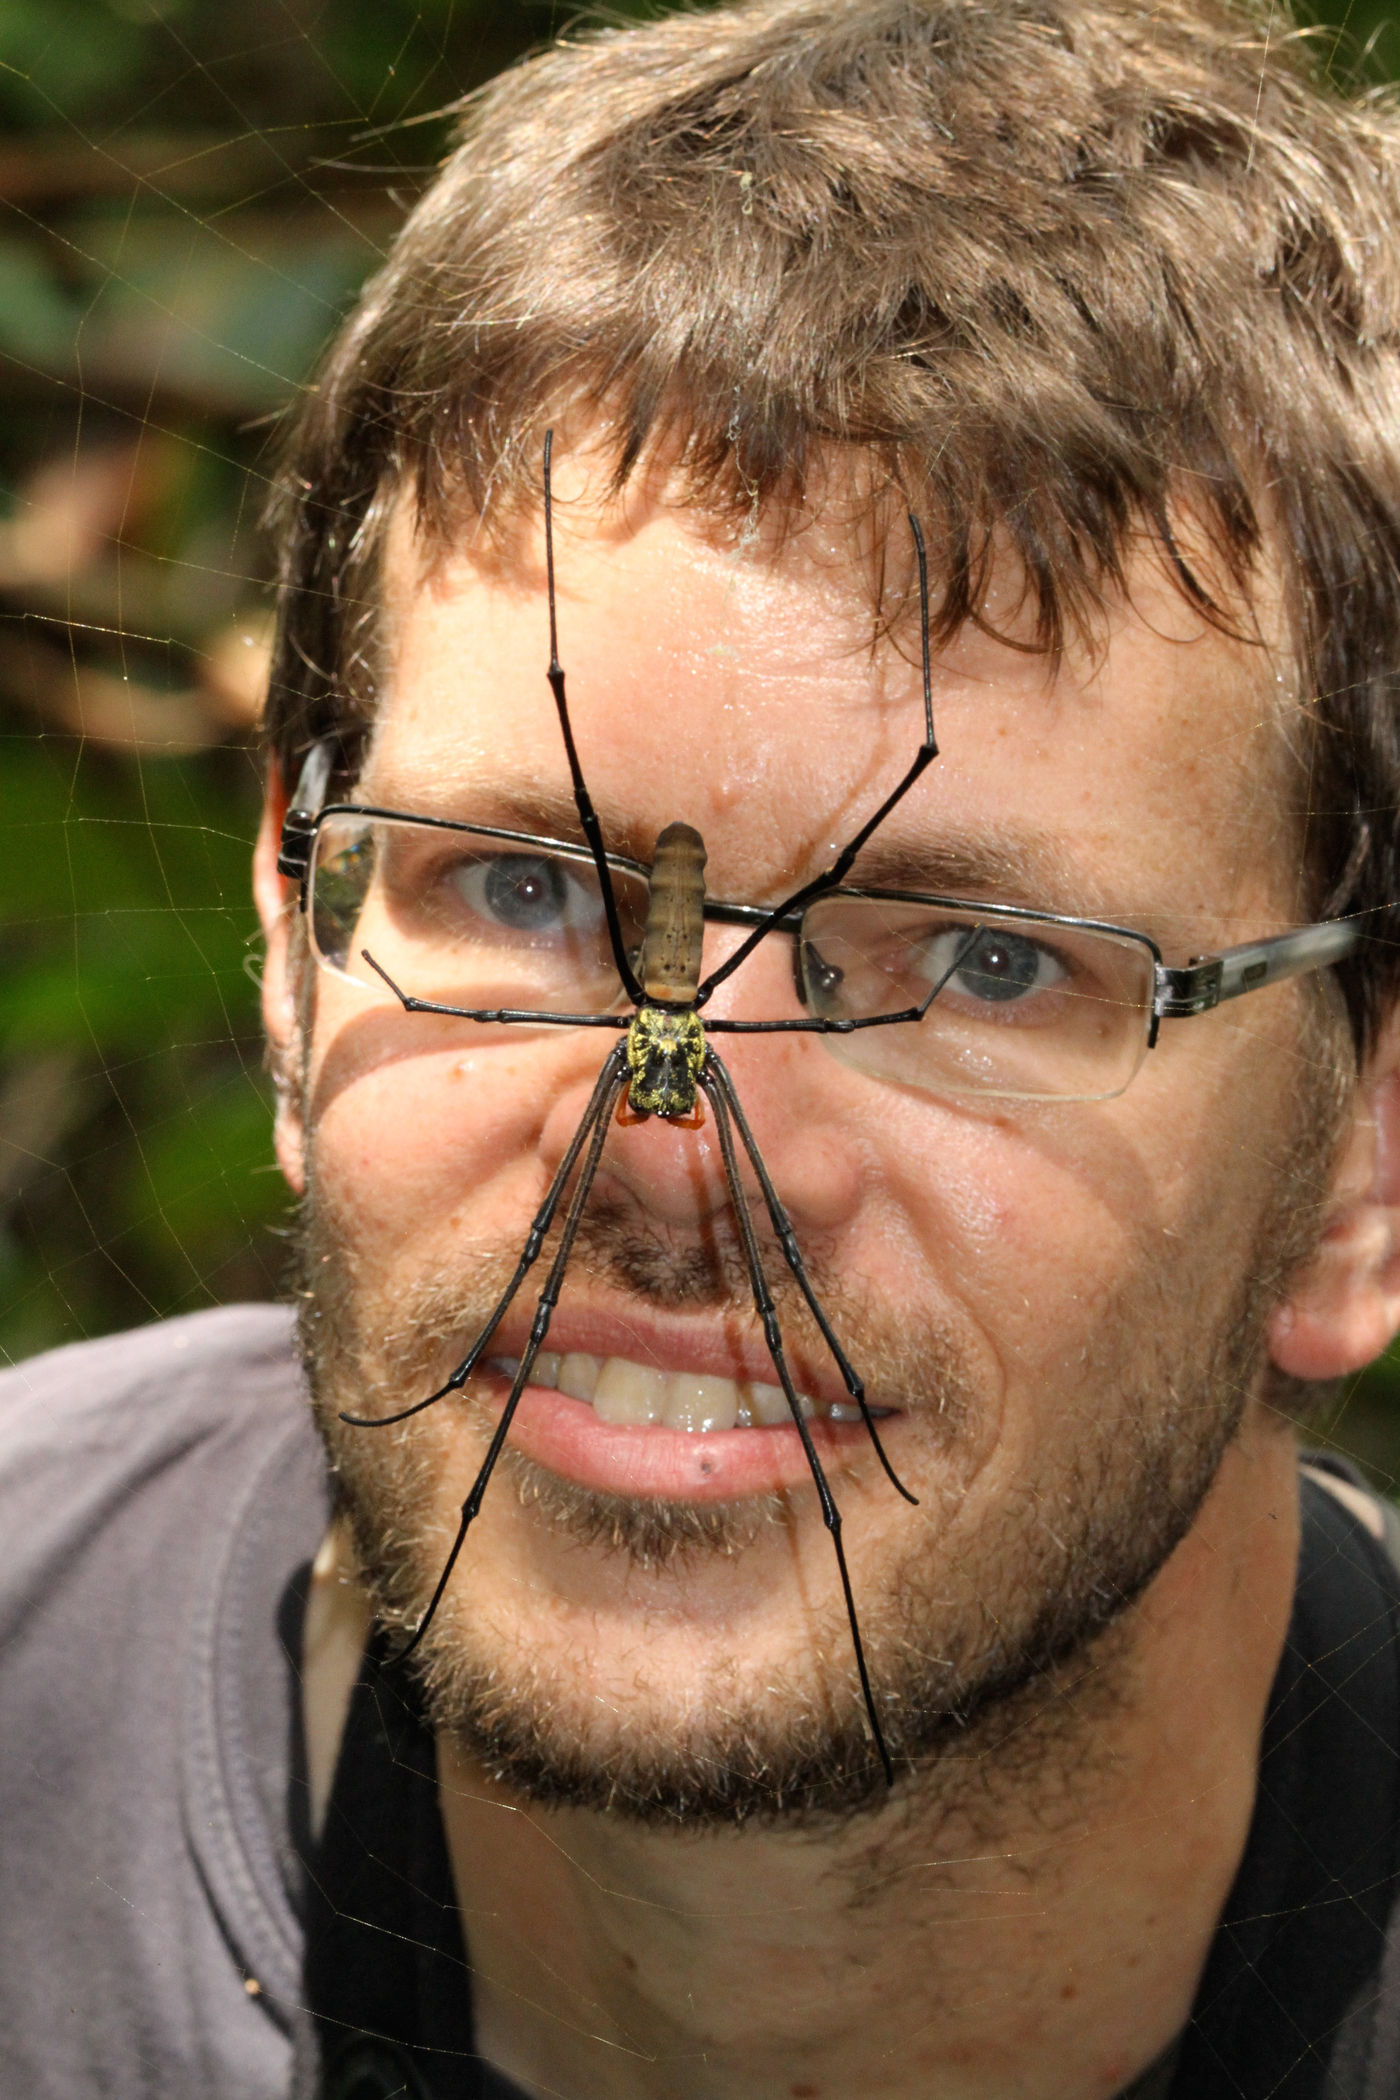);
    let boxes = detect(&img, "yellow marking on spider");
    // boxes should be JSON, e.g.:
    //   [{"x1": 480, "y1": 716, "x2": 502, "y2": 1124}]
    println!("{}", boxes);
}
[{"x1": 624, "y1": 1006, "x2": 707, "y2": 1120}]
